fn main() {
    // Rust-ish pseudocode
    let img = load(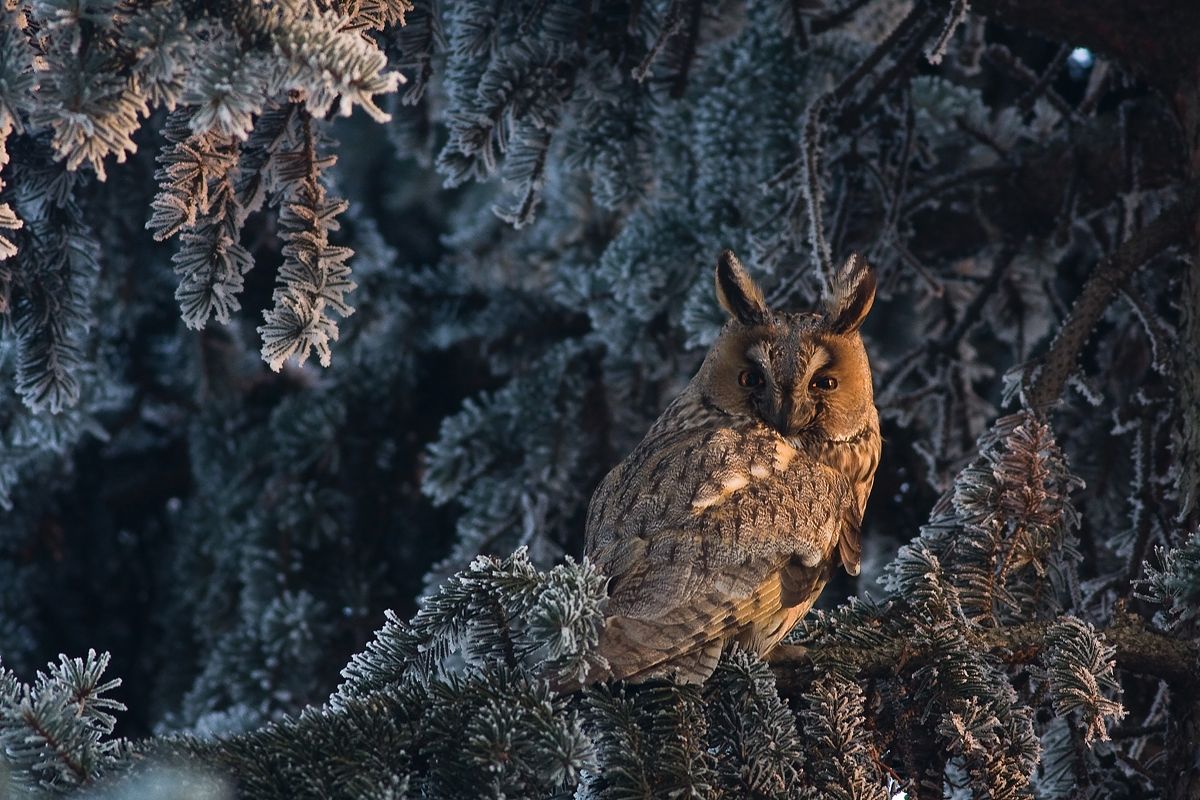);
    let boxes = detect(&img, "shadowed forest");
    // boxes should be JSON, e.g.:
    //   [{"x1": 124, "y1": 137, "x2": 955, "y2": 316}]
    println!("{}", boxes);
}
[{"x1": 2, "y1": 0, "x2": 1200, "y2": 797}]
